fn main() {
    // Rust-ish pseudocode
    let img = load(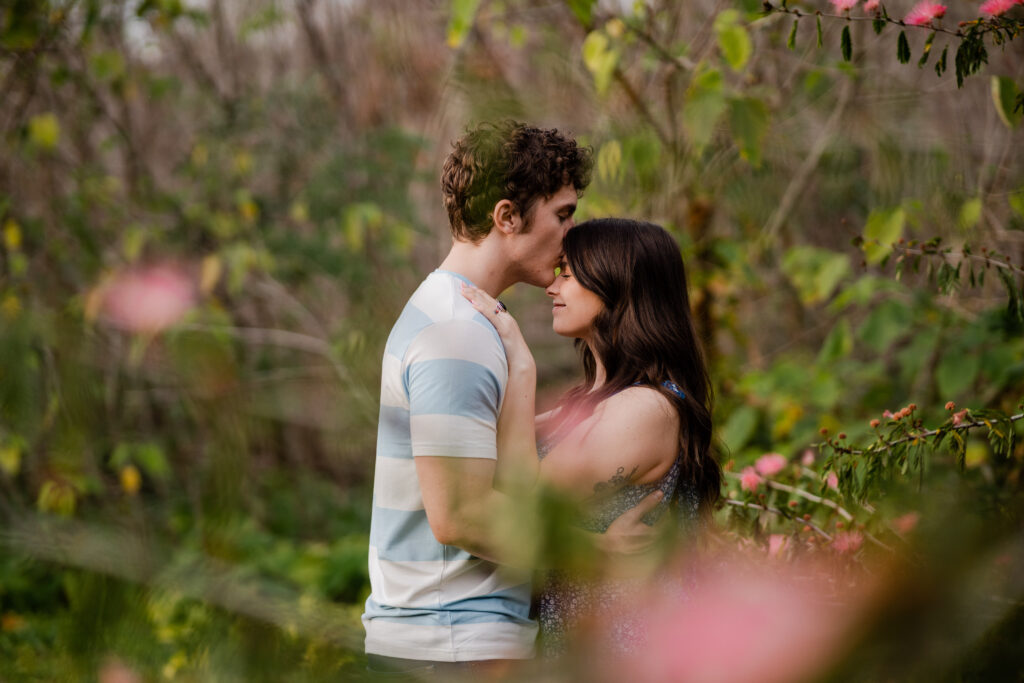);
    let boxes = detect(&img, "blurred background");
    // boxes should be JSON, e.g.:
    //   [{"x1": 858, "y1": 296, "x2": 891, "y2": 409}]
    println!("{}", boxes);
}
[{"x1": 1, "y1": 0, "x2": 1022, "y2": 680}]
